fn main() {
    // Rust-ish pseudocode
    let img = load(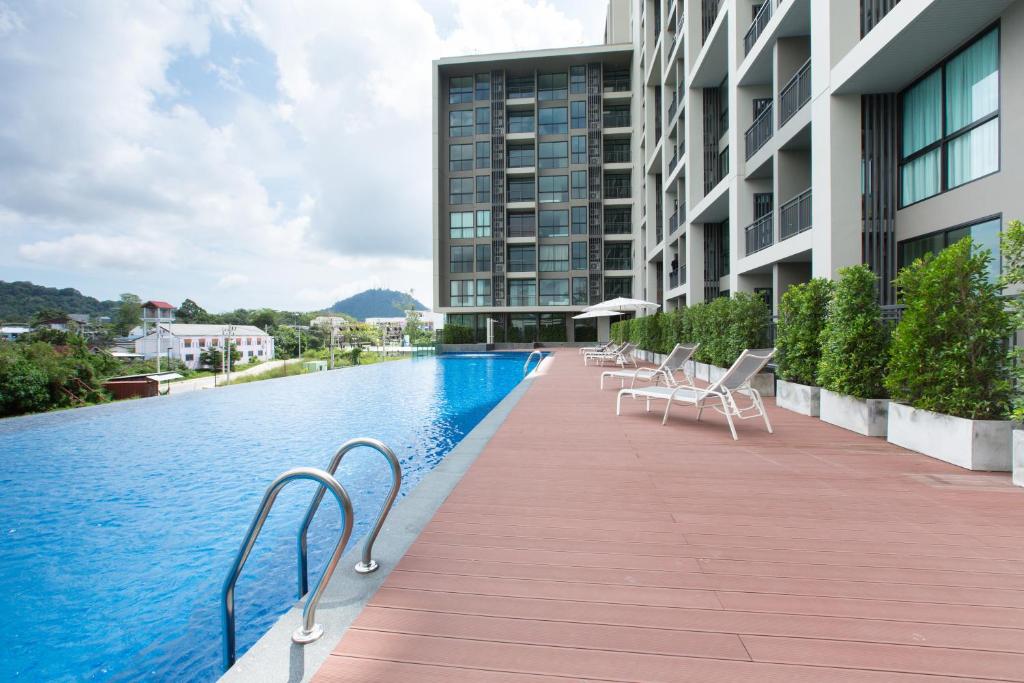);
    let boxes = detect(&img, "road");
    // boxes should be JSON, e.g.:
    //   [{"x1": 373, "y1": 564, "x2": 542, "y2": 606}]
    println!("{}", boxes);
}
[{"x1": 166, "y1": 359, "x2": 288, "y2": 394}]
